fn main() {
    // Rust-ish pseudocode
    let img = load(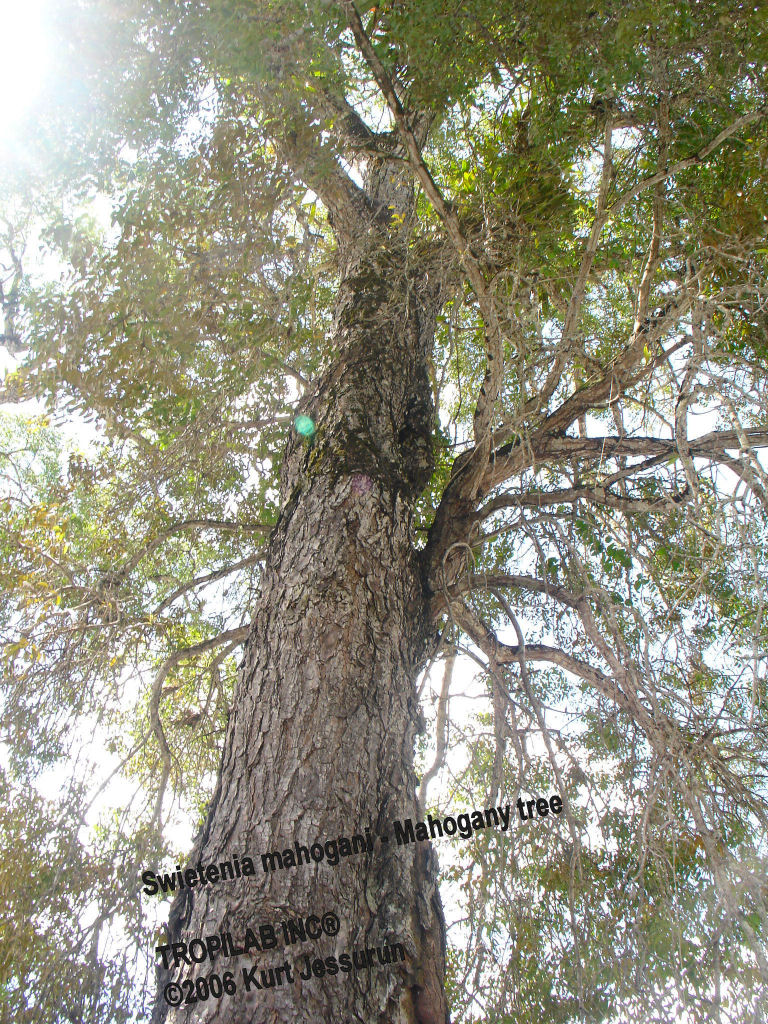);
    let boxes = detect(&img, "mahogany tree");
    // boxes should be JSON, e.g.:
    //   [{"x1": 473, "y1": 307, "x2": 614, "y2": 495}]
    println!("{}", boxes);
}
[{"x1": 2, "y1": 2, "x2": 768, "y2": 1022}]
